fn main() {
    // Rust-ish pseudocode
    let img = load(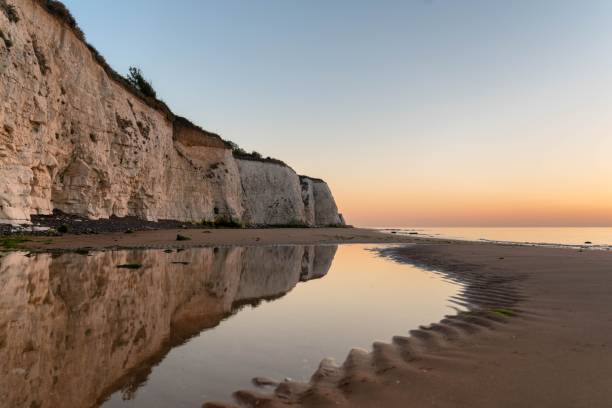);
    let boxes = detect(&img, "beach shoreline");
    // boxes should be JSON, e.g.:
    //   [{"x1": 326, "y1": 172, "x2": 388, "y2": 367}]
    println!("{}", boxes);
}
[
  {"x1": 223, "y1": 240, "x2": 612, "y2": 408},
  {"x1": 12, "y1": 227, "x2": 423, "y2": 252},
  {"x1": 6, "y1": 229, "x2": 612, "y2": 407}
]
